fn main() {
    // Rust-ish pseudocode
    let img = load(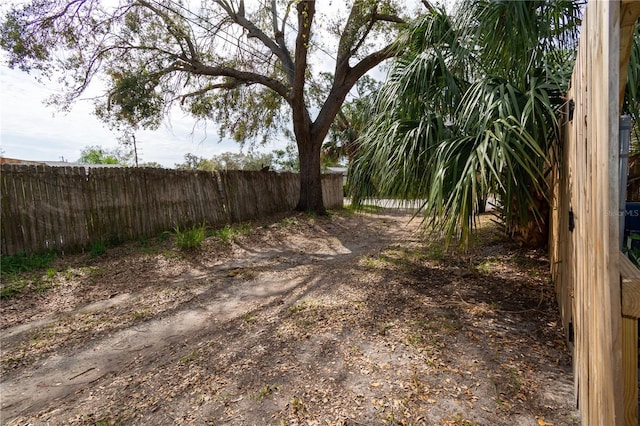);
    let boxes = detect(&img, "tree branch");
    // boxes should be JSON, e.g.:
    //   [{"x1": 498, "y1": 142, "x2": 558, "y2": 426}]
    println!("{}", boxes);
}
[
  {"x1": 184, "y1": 63, "x2": 290, "y2": 99},
  {"x1": 136, "y1": 0, "x2": 198, "y2": 61},
  {"x1": 214, "y1": 0, "x2": 295, "y2": 85},
  {"x1": 314, "y1": 42, "x2": 398, "y2": 141},
  {"x1": 179, "y1": 80, "x2": 240, "y2": 104}
]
